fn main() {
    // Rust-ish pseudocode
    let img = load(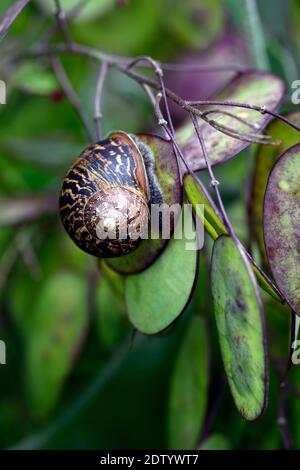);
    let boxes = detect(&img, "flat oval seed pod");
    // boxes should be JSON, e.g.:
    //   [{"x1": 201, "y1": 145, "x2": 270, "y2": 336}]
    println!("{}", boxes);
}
[
  {"x1": 125, "y1": 215, "x2": 198, "y2": 335},
  {"x1": 250, "y1": 111, "x2": 300, "y2": 261},
  {"x1": 264, "y1": 143, "x2": 300, "y2": 314},
  {"x1": 211, "y1": 235, "x2": 268, "y2": 420}
]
